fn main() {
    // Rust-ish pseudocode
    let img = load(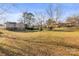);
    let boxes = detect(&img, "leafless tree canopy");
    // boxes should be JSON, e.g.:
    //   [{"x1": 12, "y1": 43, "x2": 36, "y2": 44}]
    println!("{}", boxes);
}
[{"x1": 46, "y1": 4, "x2": 62, "y2": 22}]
